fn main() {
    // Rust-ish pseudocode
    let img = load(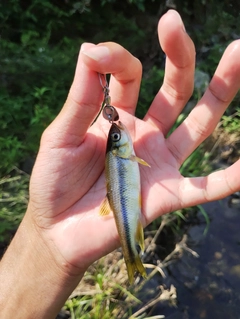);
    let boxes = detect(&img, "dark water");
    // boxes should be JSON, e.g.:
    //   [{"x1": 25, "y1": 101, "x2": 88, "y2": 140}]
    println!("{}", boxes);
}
[{"x1": 148, "y1": 194, "x2": 240, "y2": 319}]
